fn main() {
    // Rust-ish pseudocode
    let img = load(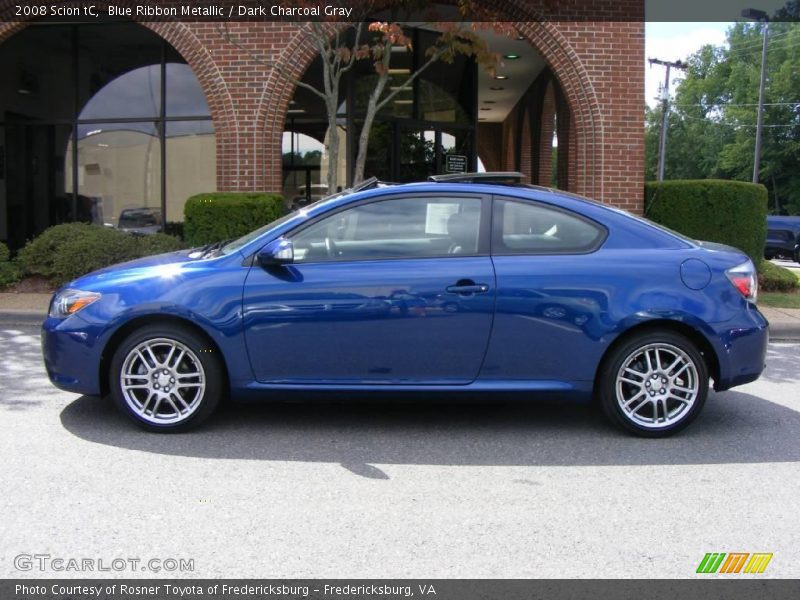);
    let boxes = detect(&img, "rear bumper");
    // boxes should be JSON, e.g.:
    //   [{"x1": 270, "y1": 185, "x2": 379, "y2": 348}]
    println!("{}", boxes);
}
[
  {"x1": 711, "y1": 304, "x2": 768, "y2": 391},
  {"x1": 41, "y1": 316, "x2": 104, "y2": 396}
]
